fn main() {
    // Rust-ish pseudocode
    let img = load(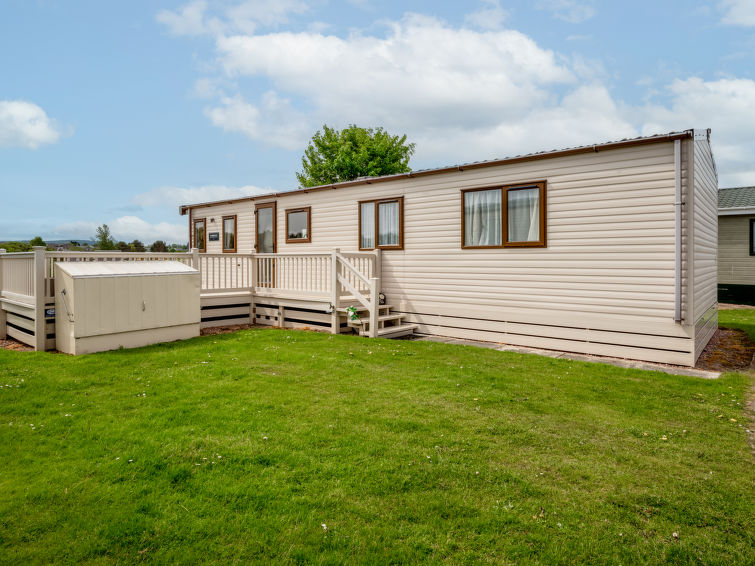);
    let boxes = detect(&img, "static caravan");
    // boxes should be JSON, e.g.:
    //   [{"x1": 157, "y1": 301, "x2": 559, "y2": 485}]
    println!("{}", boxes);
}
[
  {"x1": 180, "y1": 129, "x2": 718, "y2": 367},
  {"x1": 718, "y1": 186, "x2": 755, "y2": 305}
]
